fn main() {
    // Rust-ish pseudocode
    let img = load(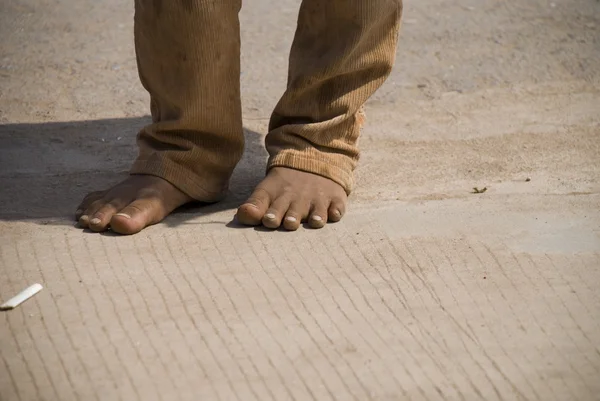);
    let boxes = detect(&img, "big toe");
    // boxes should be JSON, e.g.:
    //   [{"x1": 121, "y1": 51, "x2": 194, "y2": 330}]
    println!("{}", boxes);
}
[
  {"x1": 110, "y1": 199, "x2": 162, "y2": 235},
  {"x1": 237, "y1": 188, "x2": 271, "y2": 226}
]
